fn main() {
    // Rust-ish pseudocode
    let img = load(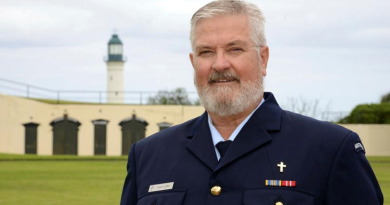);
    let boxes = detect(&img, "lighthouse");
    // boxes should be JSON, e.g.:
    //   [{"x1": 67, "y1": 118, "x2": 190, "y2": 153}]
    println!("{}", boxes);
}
[{"x1": 106, "y1": 34, "x2": 125, "y2": 103}]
